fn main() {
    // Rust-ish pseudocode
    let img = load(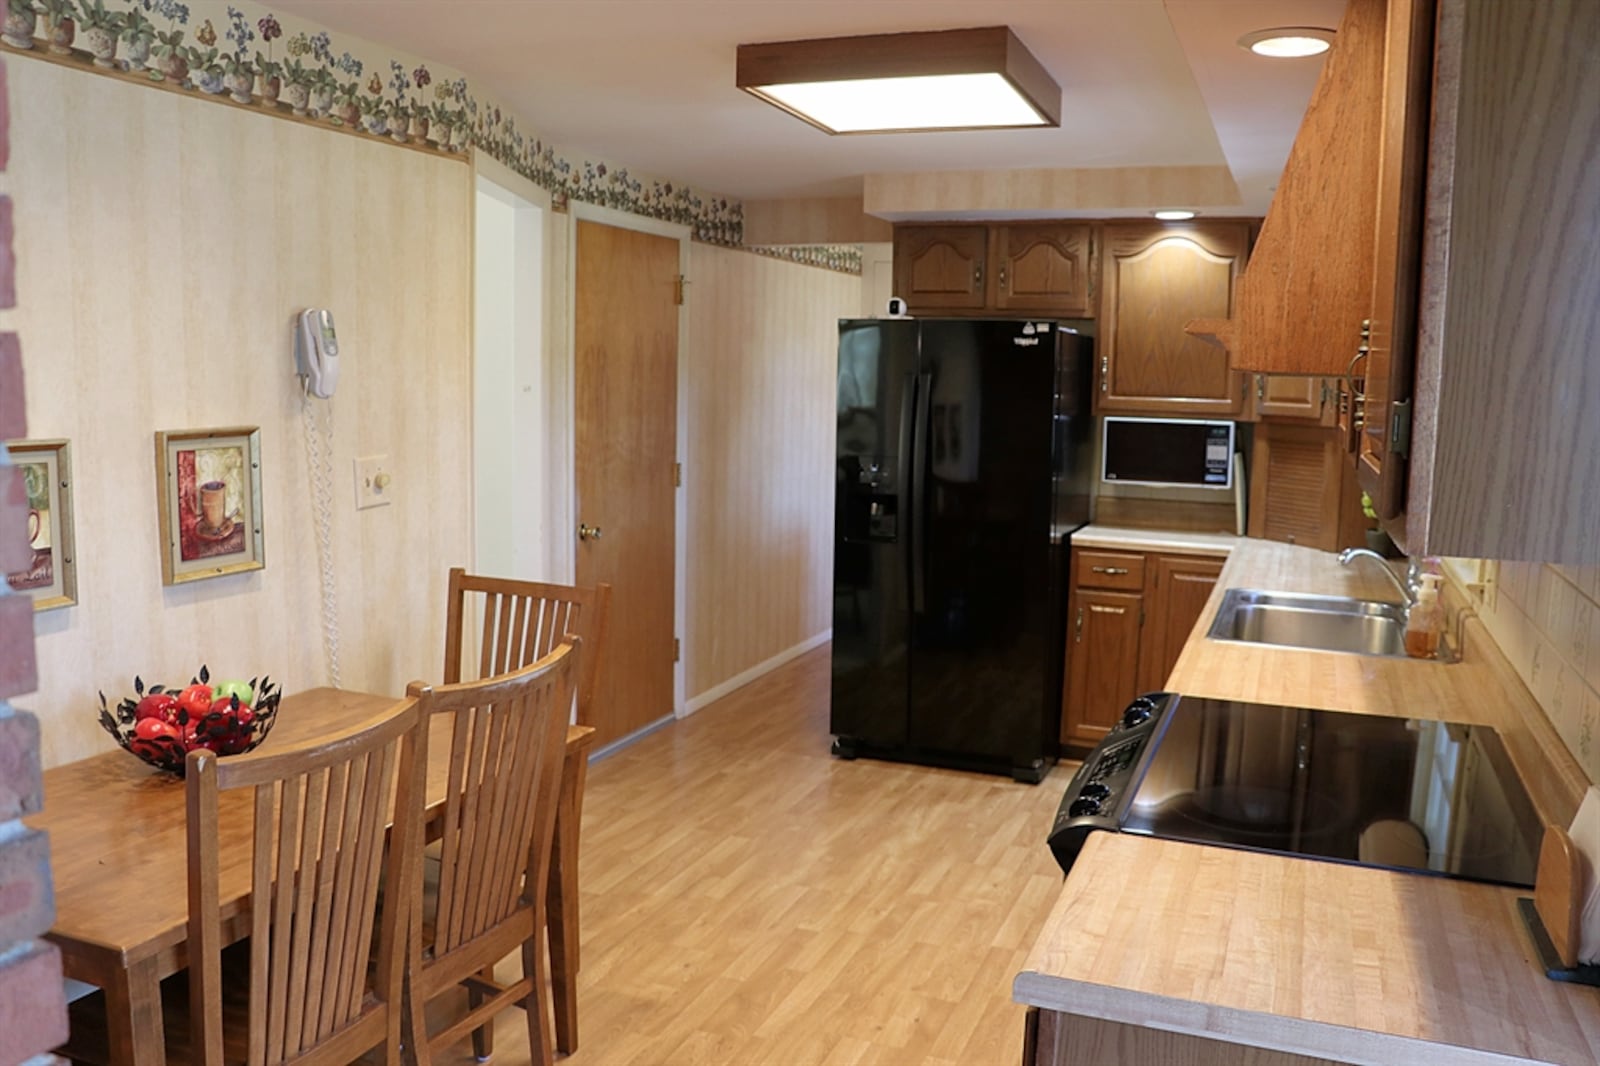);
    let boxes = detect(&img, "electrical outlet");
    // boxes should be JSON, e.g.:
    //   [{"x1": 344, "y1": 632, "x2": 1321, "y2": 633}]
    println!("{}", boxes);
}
[{"x1": 354, "y1": 455, "x2": 393, "y2": 510}]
